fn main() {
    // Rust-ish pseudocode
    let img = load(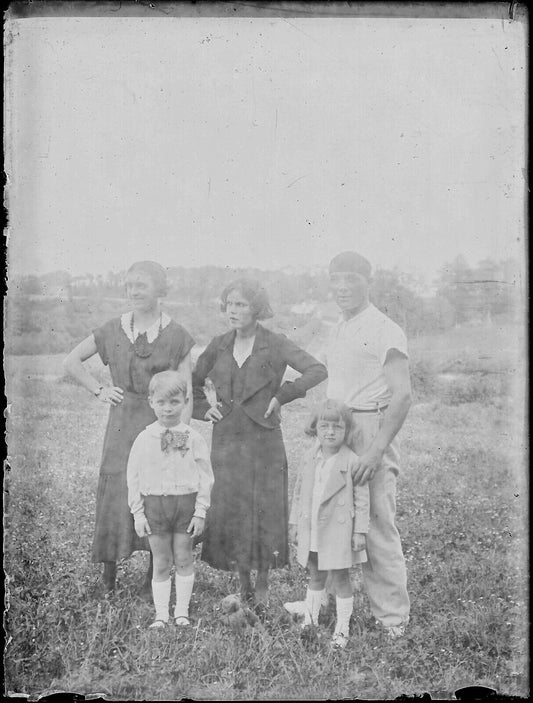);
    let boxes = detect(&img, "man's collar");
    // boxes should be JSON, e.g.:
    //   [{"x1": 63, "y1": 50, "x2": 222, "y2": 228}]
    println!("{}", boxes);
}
[{"x1": 338, "y1": 302, "x2": 374, "y2": 324}]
